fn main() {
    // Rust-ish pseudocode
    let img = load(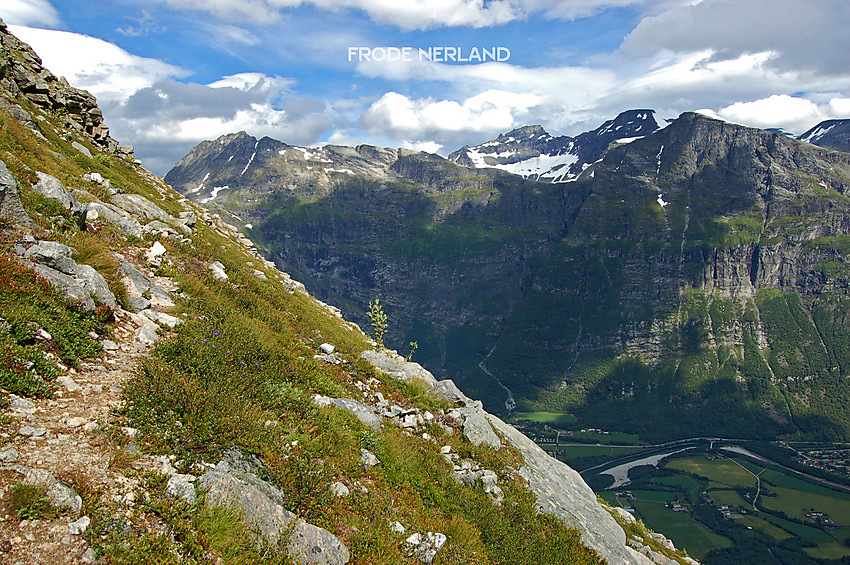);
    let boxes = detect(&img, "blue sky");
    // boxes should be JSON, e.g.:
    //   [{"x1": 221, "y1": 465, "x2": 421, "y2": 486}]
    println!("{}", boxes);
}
[{"x1": 3, "y1": 0, "x2": 850, "y2": 175}]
